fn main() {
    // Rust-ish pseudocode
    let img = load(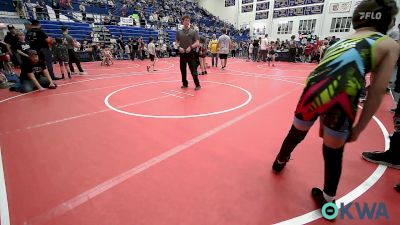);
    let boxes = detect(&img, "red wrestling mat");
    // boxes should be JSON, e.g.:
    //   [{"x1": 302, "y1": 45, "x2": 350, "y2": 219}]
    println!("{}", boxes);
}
[{"x1": 0, "y1": 58, "x2": 398, "y2": 225}]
